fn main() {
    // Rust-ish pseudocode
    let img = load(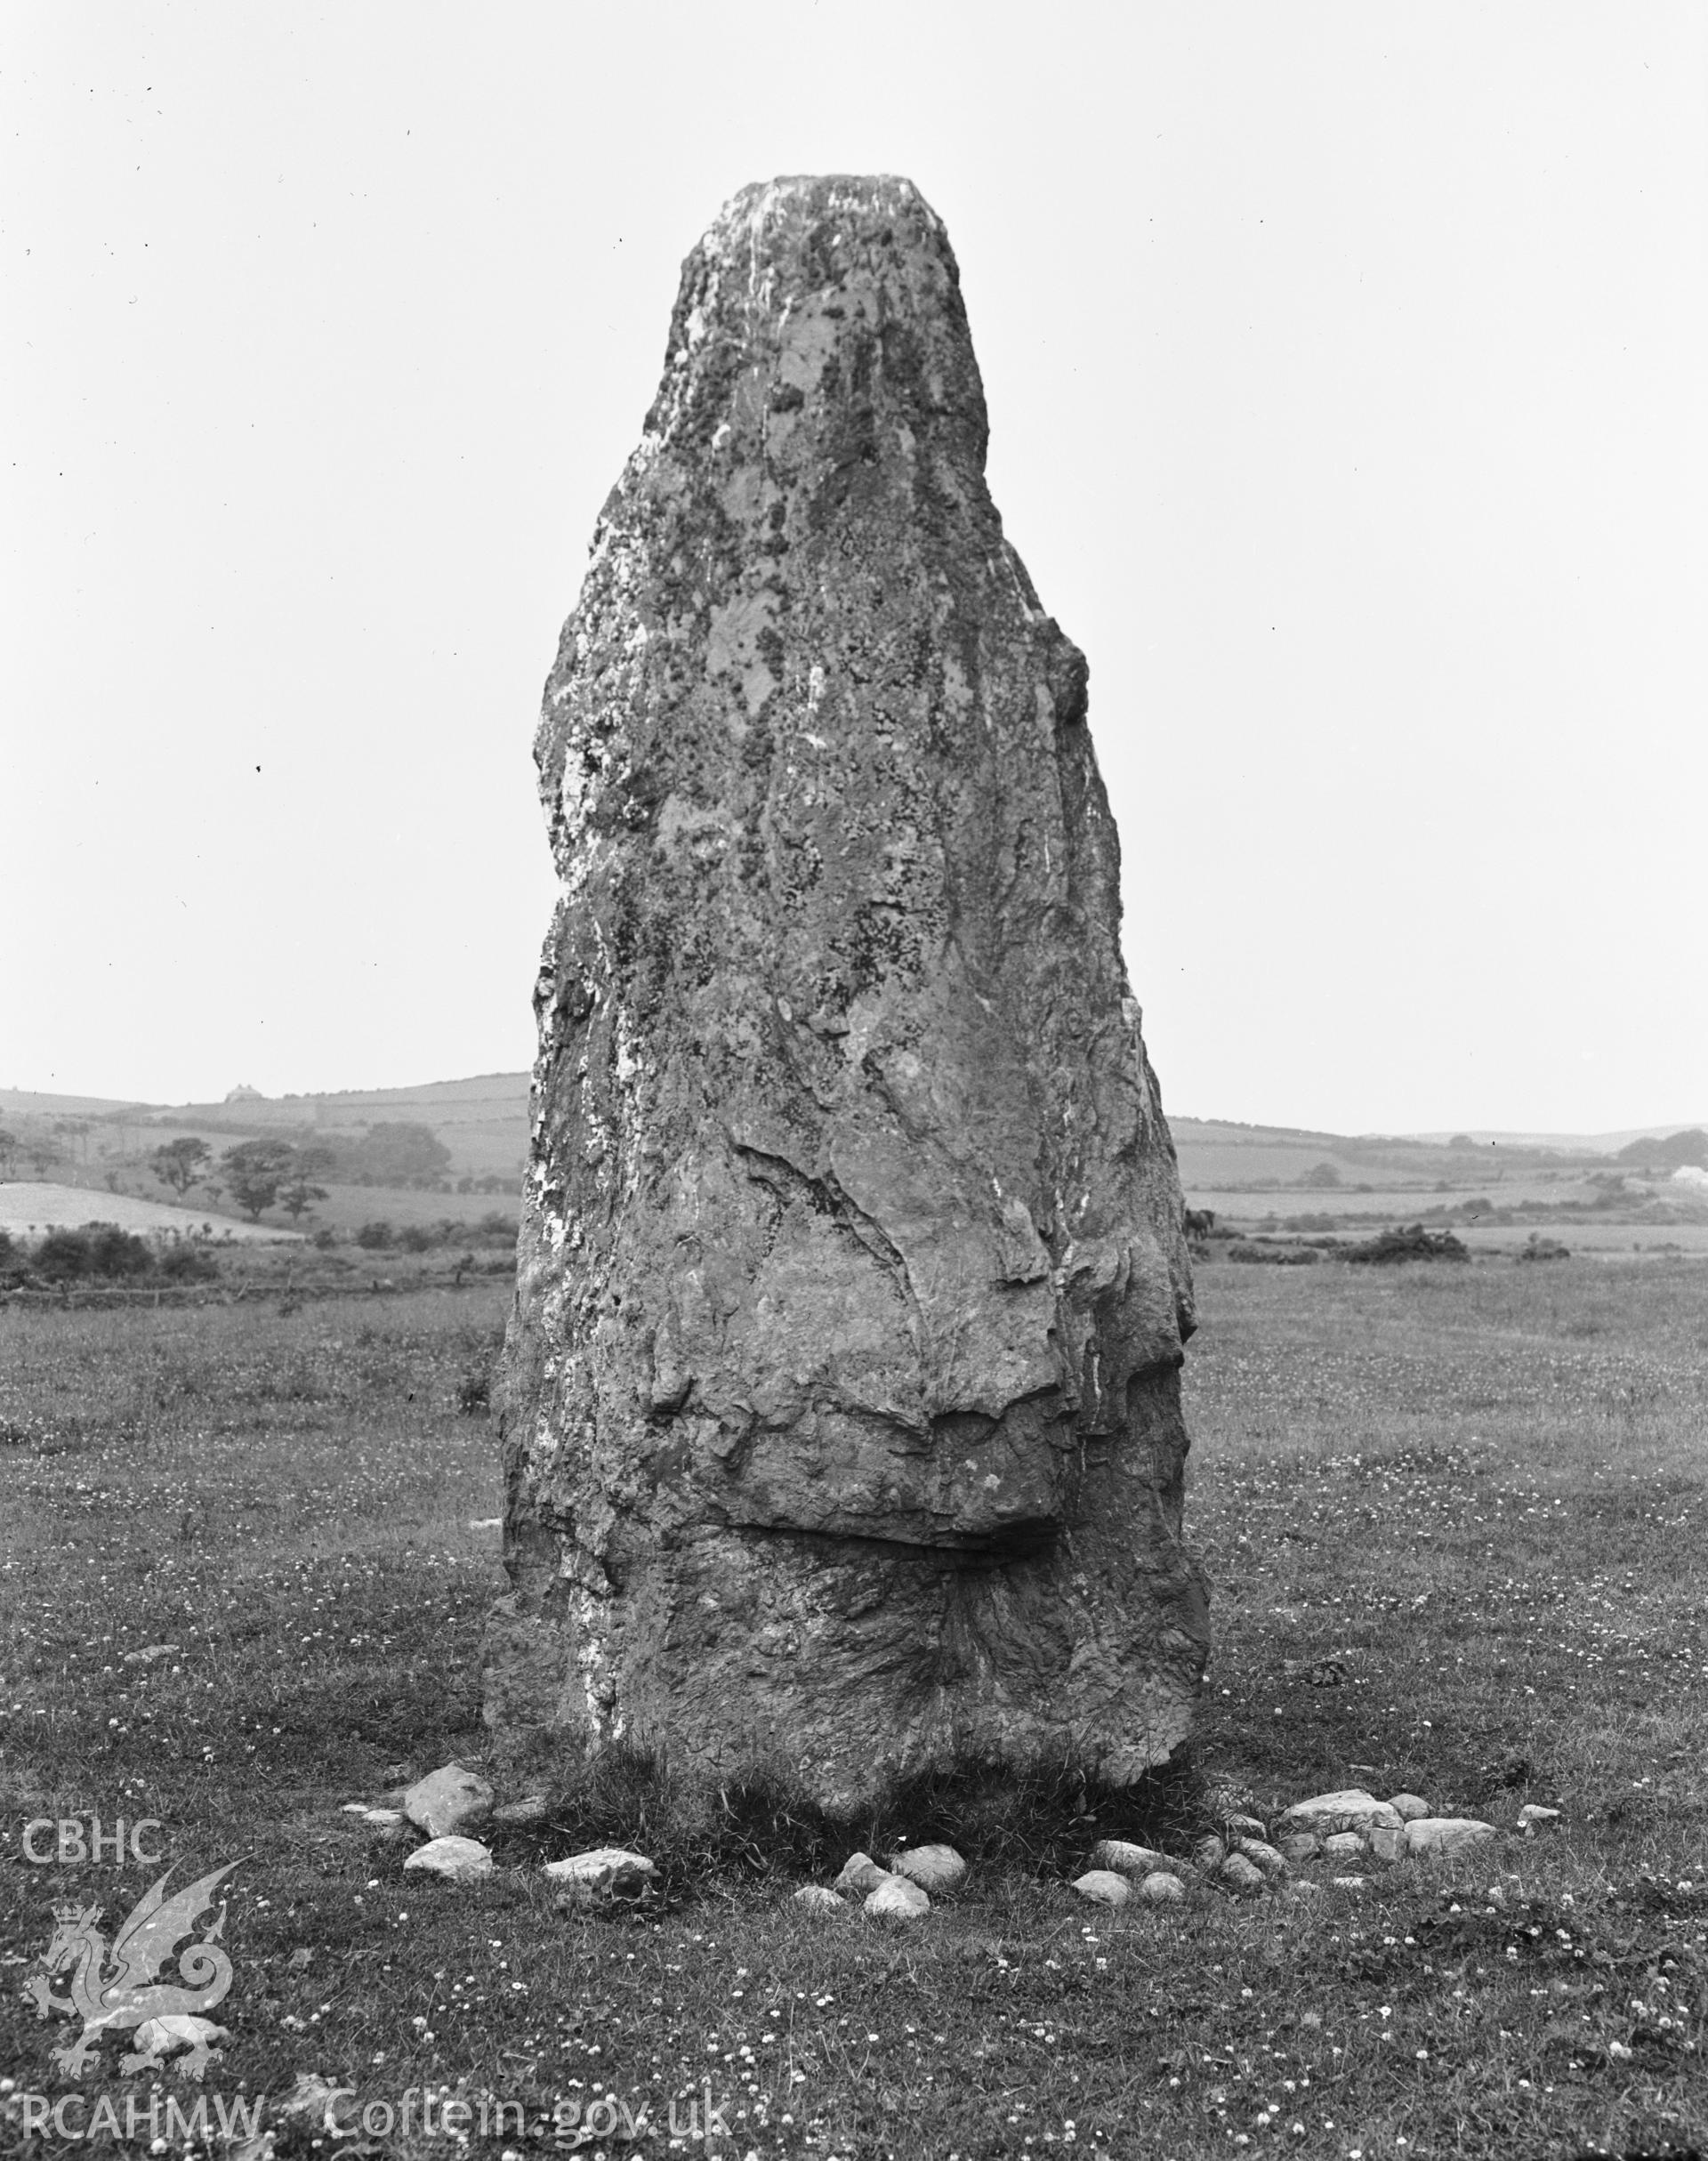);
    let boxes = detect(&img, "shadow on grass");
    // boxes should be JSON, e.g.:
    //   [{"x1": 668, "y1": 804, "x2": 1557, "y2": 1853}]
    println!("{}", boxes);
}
[{"x1": 486, "y1": 1740, "x2": 1213, "y2": 1903}]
